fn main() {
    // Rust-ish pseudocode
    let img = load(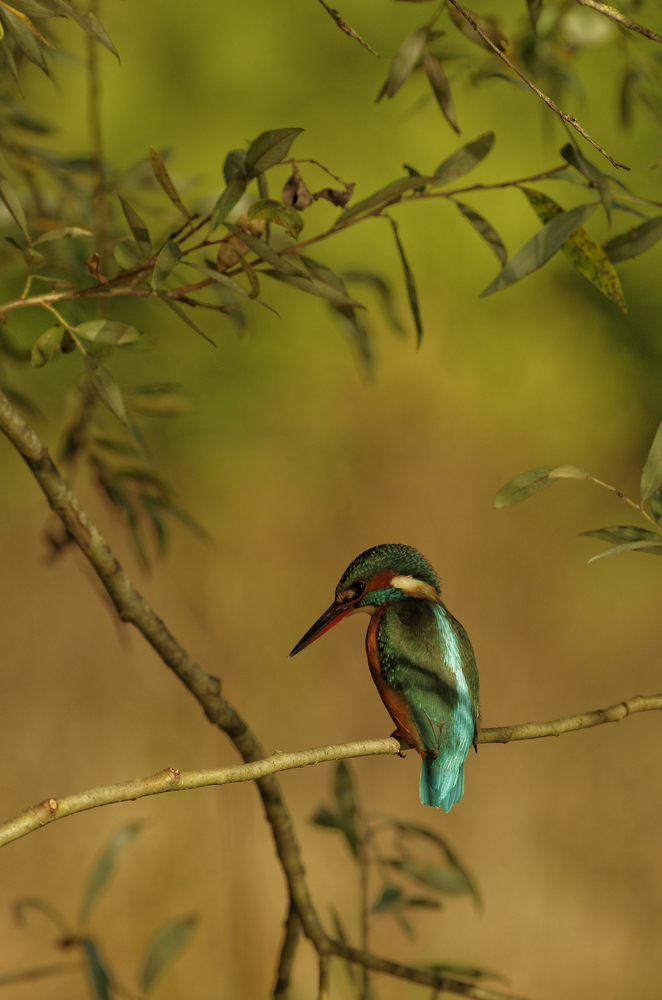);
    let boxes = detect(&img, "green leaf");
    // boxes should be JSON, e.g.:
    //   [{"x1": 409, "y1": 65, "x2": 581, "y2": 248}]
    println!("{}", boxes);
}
[
  {"x1": 114, "y1": 238, "x2": 143, "y2": 270},
  {"x1": 244, "y1": 128, "x2": 304, "y2": 178},
  {"x1": 494, "y1": 466, "x2": 558, "y2": 507},
  {"x1": 387, "y1": 216, "x2": 422, "y2": 346},
  {"x1": 432, "y1": 132, "x2": 495, "y2": 187},
  {"x1": 334, "y1": 761, "x2": 359, "y2": 857},
  {"x1": 561, "y1": 142, "x2": 611, "y2": 224},
  {"x1": 481, "y1": 203, "x2": 597, "y2": 298},
  {"x1": 423, "y1": 47, "x2": 459, "y2": 132},
  {"x1": 182, "y1": 261, "x2": 250, "y2": 297},
  {"x1": 448, "y1": 5, "x2": 508, "y2": 51},
  {"x1": 372, "y1": 885, "x2": 403, "y2": 914},
  {"x1": 247, "y1": 198, "x2": 303, "y2": 238},
  {"x1": 649, "y1": 487, "x2": 662, "y2": 523},
  {"x1": 521, "y1": 188, "x2": 625, "y2": 311},
  {"x1": 377, "y1": 26, "x2": 428, "y2": 101},
  {"x1": 0, "y1": 172, "x2": 29, "y2": 239},
  {"x1": 82, "y1": 940, "x2": 110, "y2": 1000},
  {"x1": 39, "y1": 0, "x2": 118, "y2": 57},
  {"x1": 342, "y1": 270, "x2": 405, "y2": 334},
  {"x1": 75, "y1": 320, "x2": 143, "y2": 345},
  {"x1": 33, "y1": 227, "x2": 92, "y2": 245},
  {"x1": 84, "y1": 356, "x2": 128, "y2": 426},
  {"x1": 80, "y1": 824, "x2": 141, "y2": 925},
  {"x1": 604, "y1": 216, "x2": 662, "y2": 262},
  {"x1": 31, "y1": 325, "x2": 63, "y2": 367},
  {"x1": 335, "y1": 175, "x2": 434, "y2": 224},
  {"x1": 455, "y1": 201, "x2": 506, "y2": 263},
  {"x1": 223, "y1": 149, "x2": 247, "y2": 185},
  {"x1": 0, "y1": 6, "x2": 47, "y2": 72},
  {"x1": 156, "y1": 291, "x2": 215, "y2": 346},
  {"x1": 641, "y1": 419, "x2": 662, "y2": 501},
  {"x1": 587, "y1": 540, "x2": 662, "y2": 563},
  {"x1": 262, "y1": 268, "x2": 364, "y2": 307},
  {"x1": 386, "y1": 821, "x2": 481, "y2": 907},
  {"x1": 387, "y1": 858, "x2": 473, "y2": 895},
  {"x1": 311, "y1": 805, "x2": 339, "y2": 829},
  {"x1": 140, "y1": 916, "x2": 196, "y2": 992},
  {"x1": 149, "y1": 147, "x2": 190, "y2": 219},
  {"x1": 547, "y1": 465, "x2": 591, "y2": 480},
  {"x1": 209, "y1": 177, "x2": 246, "y2": 232},
  {"x1": 151, "y1": 240, "x2": 183, "y2": 289},
  {"x1": 224, "y1": 225, "x2": 306, "y2": 276},
  {"x1": 527, "y1": 0, "x2": 543, "y2": 30},
  {"x1": 117, "y1": 195, "x2": 151, "y2": 257},
  {"x1": 402, "y1": 163, "x2": 426, "y2": 194},
  {"x1": 581, "y1": 525, "x2": 662, "y2": 557}
]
